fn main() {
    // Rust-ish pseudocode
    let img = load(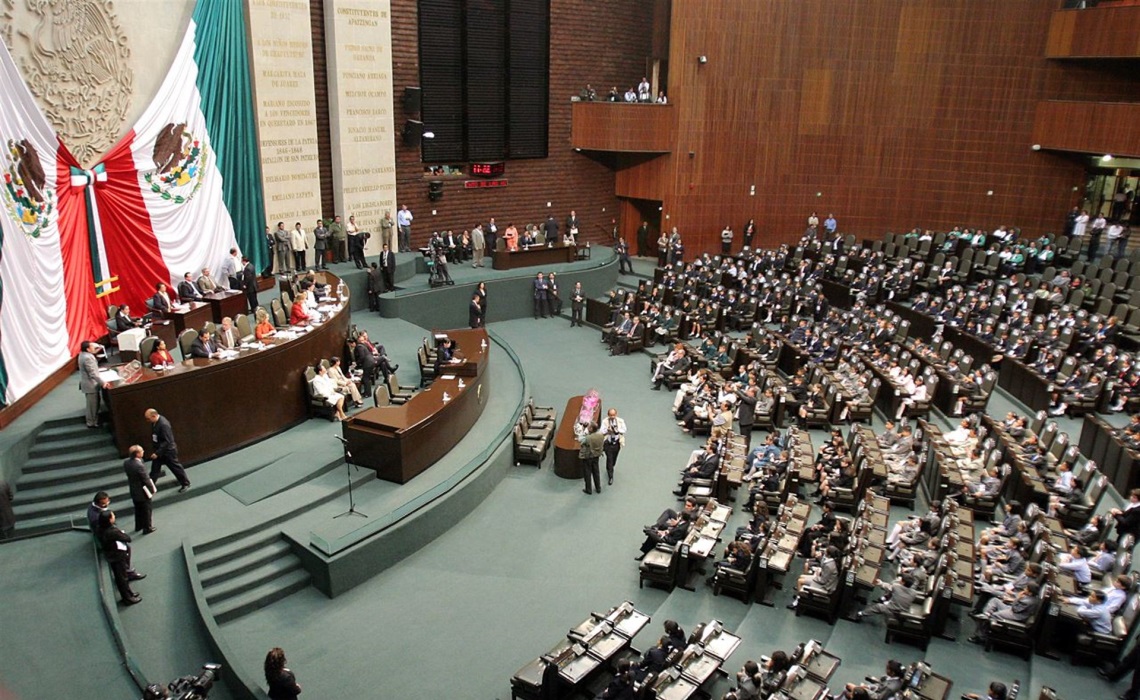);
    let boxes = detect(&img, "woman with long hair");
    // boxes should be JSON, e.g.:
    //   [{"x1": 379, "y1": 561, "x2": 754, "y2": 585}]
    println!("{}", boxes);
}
[{"x1": 264, "y1": 647, "x2": 302, "y2": 699}]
